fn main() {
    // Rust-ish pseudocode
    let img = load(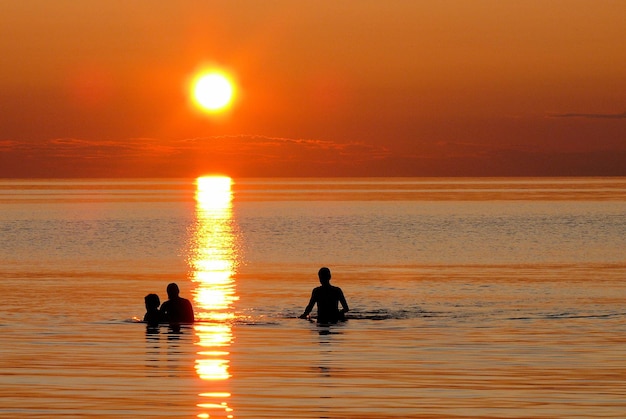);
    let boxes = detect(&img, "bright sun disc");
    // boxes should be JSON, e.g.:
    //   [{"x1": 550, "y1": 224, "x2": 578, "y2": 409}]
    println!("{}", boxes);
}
[{"x1": 193, "y1": 72, "x2": 234, "y2": 112}]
